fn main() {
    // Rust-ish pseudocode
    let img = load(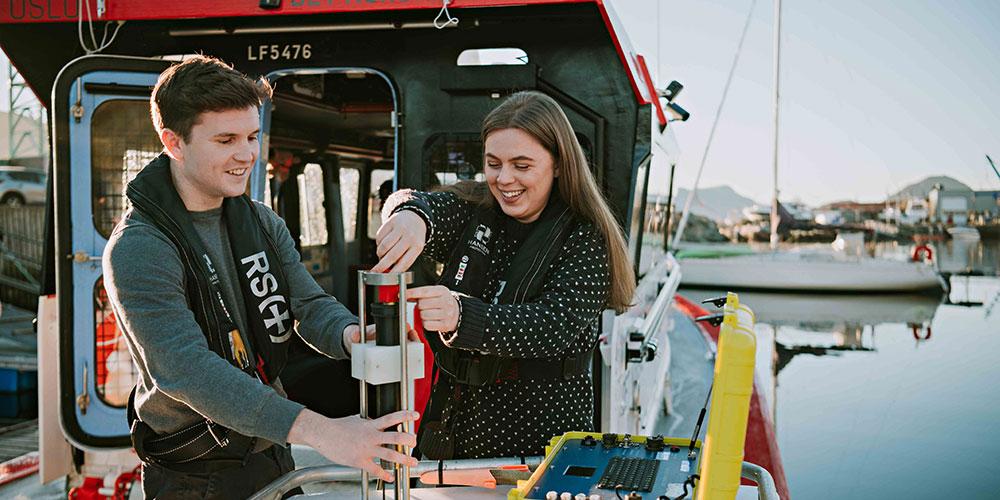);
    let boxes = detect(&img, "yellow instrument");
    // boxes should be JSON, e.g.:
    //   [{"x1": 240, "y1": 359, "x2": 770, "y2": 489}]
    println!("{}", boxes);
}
[
  {"x1": 696, "y1": 292, "x2": 756, "y2": 500},
  {"x1": 508, "y1": 292, "x2": 757, "y2": 500}
]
